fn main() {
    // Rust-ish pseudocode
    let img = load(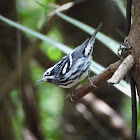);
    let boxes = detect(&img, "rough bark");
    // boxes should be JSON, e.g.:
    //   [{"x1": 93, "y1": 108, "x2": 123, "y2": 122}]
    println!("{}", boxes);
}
[{"x1": 128, "y1": 0, "x2": 140, "y2": 98}]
